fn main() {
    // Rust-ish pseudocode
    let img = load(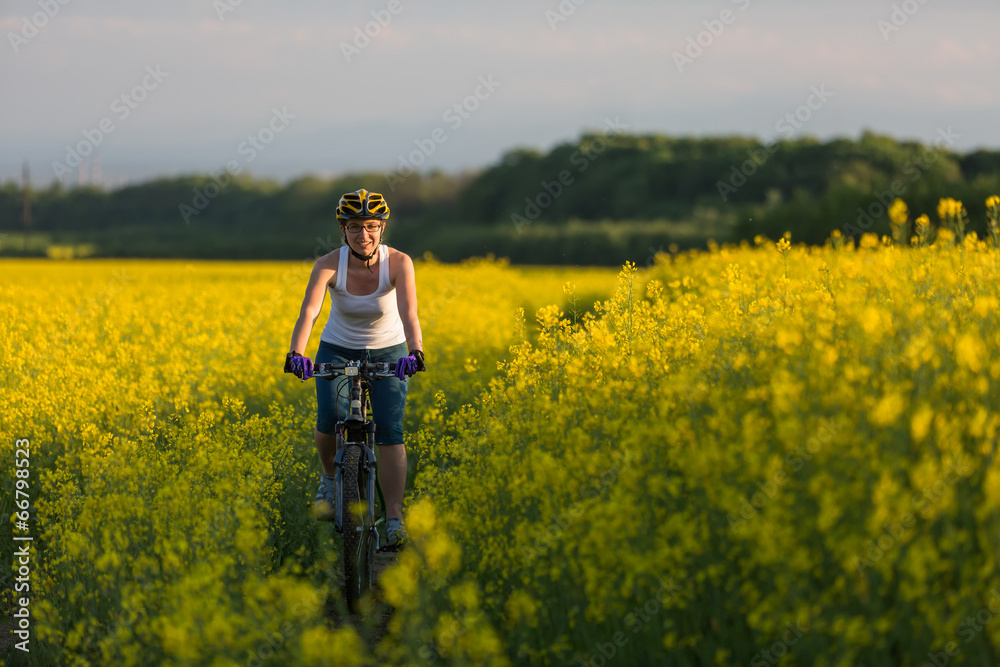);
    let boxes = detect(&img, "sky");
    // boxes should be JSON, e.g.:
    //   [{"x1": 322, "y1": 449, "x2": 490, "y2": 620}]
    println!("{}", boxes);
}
[{"x1": 1, "y1": 0, "x2": 998, "y2": 188}]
